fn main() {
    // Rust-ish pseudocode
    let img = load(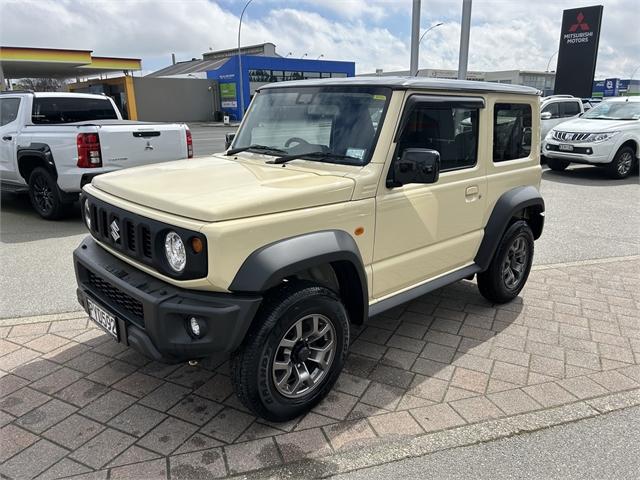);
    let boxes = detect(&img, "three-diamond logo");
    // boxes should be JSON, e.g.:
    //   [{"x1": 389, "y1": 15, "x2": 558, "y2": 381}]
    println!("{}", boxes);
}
[
  {"x1": 569, "y1": 12, "x2": 590, "y2": 32},
  {"x1": 110, "y1": 220, "x2": 121, "y2": 242}
]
